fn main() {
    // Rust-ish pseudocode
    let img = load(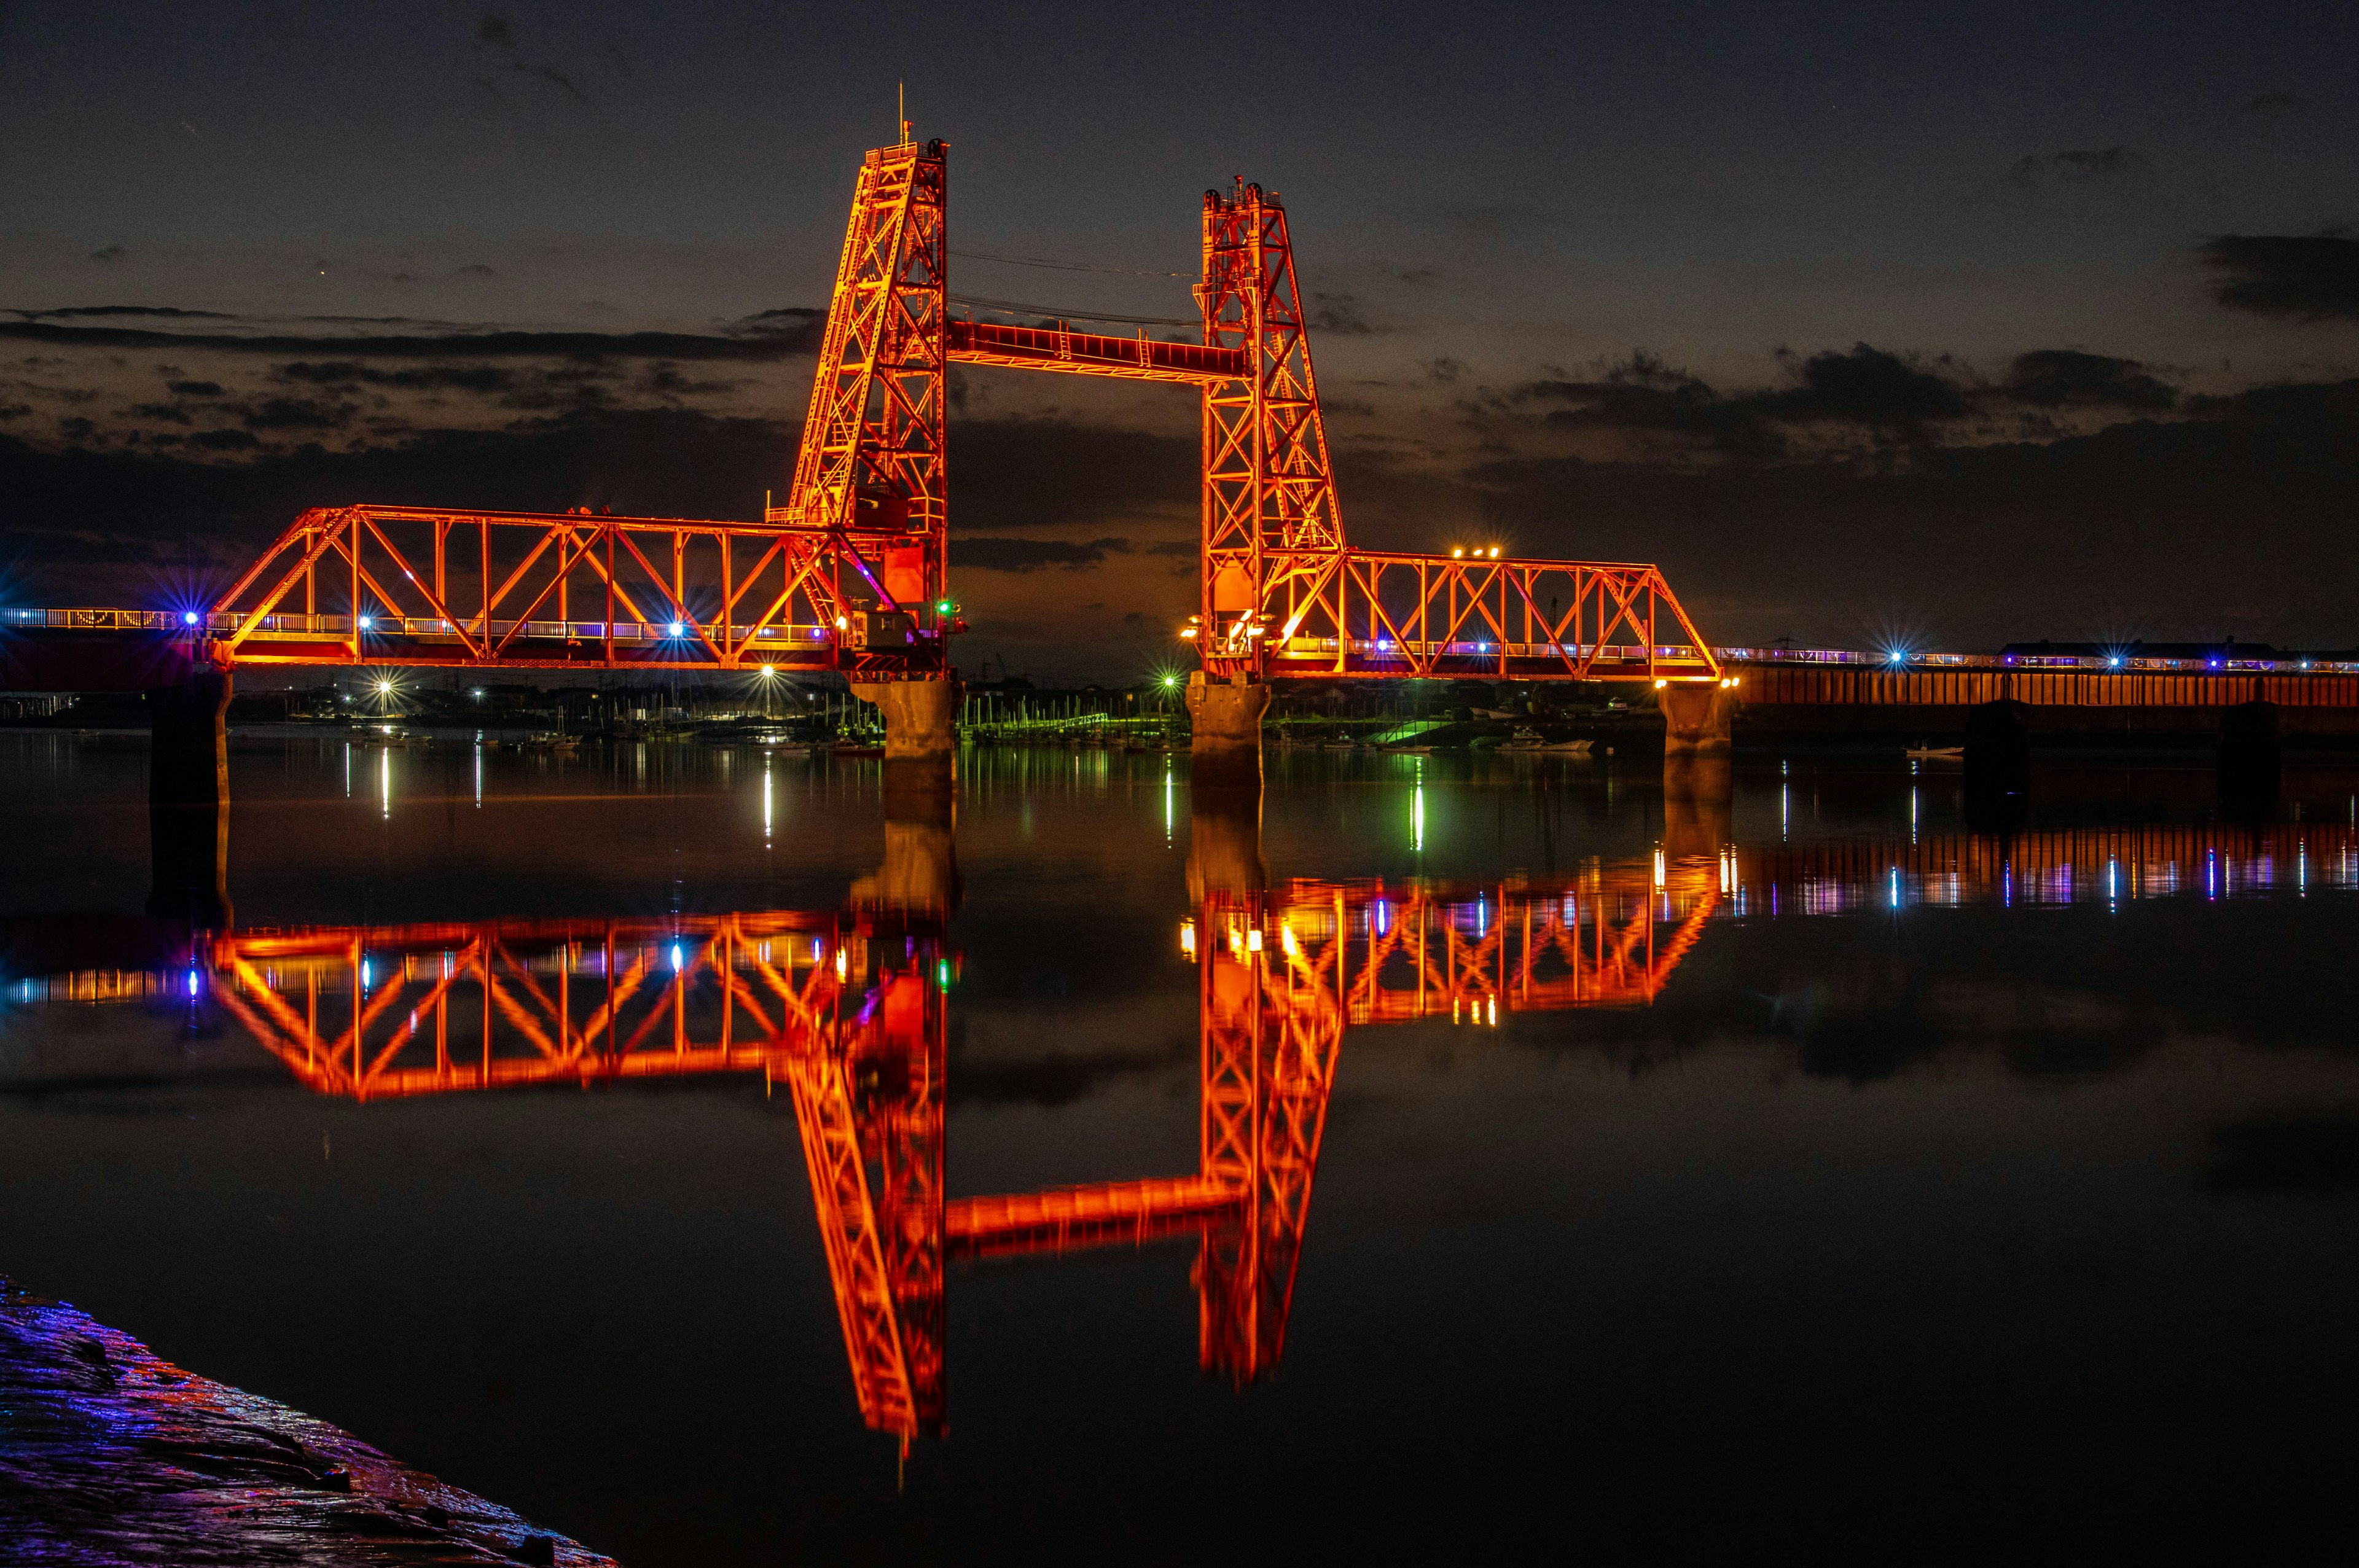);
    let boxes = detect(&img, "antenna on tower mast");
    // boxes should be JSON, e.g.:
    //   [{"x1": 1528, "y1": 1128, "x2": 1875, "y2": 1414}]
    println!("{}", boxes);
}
[{"x1": 898, "y1": 82, "x2": 910, "y2": 146}]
